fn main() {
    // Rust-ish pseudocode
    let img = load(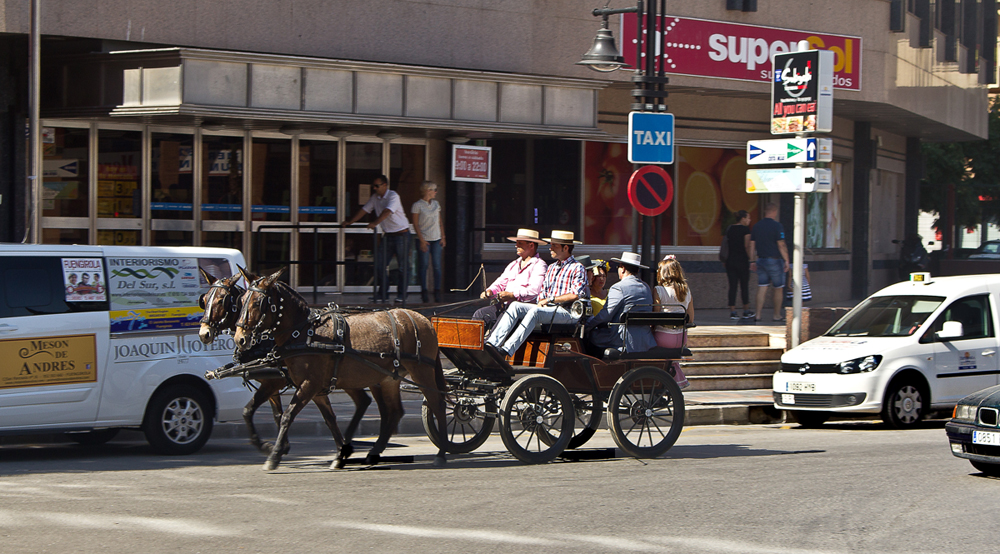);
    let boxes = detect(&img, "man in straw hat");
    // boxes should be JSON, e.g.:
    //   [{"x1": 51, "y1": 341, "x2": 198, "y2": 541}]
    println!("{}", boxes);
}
[
  {"x1": 473, "y1": 229, "x2": 548, "y2": 330},
  {"x1": 584, "y1": 251, "x2": 657, "y2": 354},
  {"x1": 486, "y1": 230, "x2": 588, "y2": 357}
]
